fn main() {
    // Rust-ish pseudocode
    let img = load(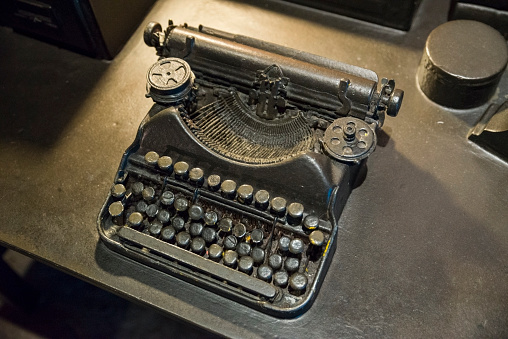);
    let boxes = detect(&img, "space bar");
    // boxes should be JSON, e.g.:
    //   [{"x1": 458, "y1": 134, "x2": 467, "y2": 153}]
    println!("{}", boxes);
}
[{"x1": 117, "y1": 227, "x2": 277, "y2": 299}]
